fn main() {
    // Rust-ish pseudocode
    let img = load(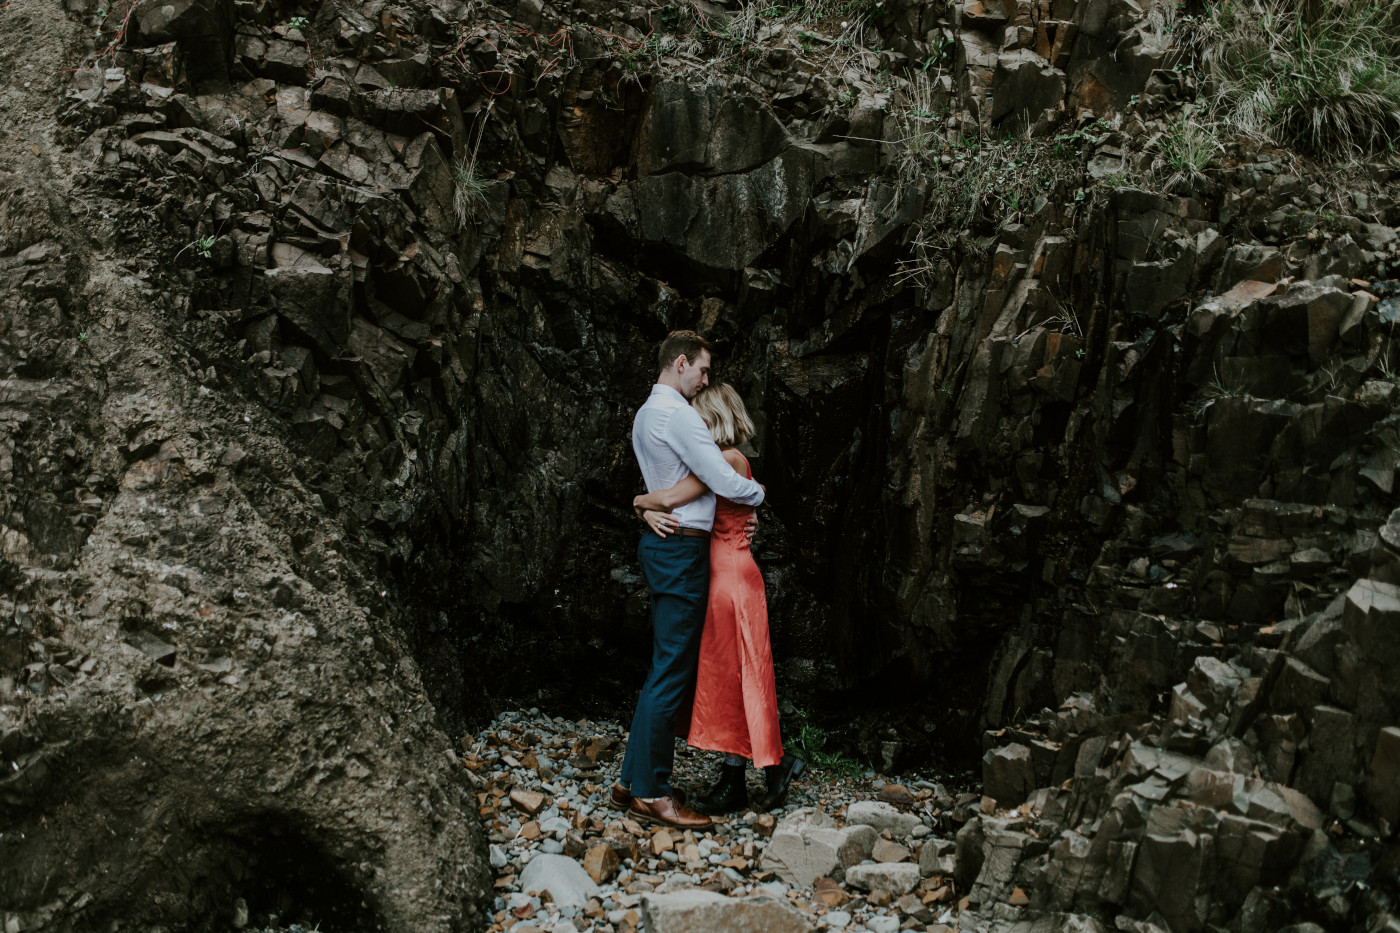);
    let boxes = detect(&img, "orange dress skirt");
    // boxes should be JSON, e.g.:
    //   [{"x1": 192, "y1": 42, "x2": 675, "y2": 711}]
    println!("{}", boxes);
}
[{"x1": 686, "y1": 454, "x2": 784, "y2": 768}]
